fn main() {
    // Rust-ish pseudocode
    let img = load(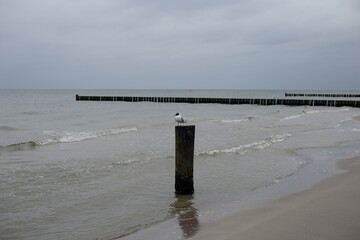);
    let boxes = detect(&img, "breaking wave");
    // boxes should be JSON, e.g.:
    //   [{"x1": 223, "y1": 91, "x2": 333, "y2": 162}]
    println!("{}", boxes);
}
[
  {"x1": 196, "y1": 133, "x2": 291, "y2": 157},
  {"x1": 280, "y1": 114, "x2": 303, "y2": 122},
  {"x1": 110, "y1": 158, "x2": 145, "y2": 167},
  {"x1": 38, "y1": 127, "x2": 138, "y2": 145},
  {"x1": 216, "y1": 116, "x2": 254, "y2": 123},
  {"x1": 0, "y1": 127, "x2": 138, "y2": 151},
  {"x1": 280, "y1": 108, "x2": 350, "y2": 122},
  {"x1": 305, "y1": 108, "x2": 350, "y2": 114},
  {"x1": 220, "y1": 119, "x2": 249, "y2": 123},
  {"x1": 0, "y1": 141, "x2": 37, "y2": 152}
]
